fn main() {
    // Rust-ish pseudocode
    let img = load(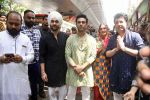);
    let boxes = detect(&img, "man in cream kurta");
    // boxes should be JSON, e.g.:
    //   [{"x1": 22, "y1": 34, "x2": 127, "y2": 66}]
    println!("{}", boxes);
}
[
  {"x1": 0, "y1": 11, "x2": 34, "y2": 100},
  {"x1": 65, "y1": 14, "x2": 96, "y2": 100}
]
